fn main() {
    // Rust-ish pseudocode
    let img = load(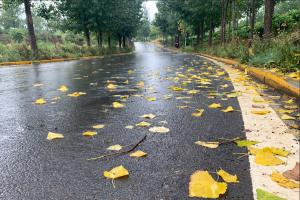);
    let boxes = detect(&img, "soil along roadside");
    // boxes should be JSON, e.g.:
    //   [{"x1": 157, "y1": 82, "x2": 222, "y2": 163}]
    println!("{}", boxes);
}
[
  {"x1": 0, "y1": 52, "x2": 133, "y2": 67},
  {"x1": 205, "y1": 56, "x2": 300, "y2": 200},
  {"x1": 200, "y1": 54, "x2": 300, "y2": 98}
]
